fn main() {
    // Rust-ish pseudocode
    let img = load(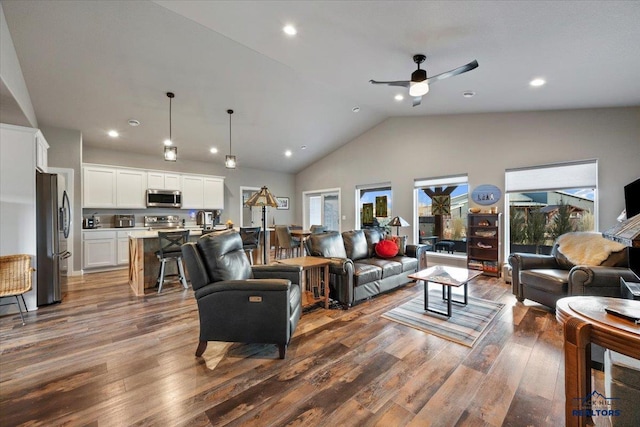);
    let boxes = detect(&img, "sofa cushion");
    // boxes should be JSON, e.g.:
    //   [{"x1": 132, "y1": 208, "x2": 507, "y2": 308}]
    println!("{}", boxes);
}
[
  {"x1": 389, "y1": 256, "x2": 418, "y2": 272},
  {"x1": 363, "y1": 229, "x2": 383, "y2": 257},
  {"x1": 343, "y1": 230, "x2": 369, "y2": 261},
  {"x1": 360, "y1": 258, "x2": 403, "y2": 278},
  {"x1": 352, "y1": 262, "x2": 382, "y2": 286},
  {"x1": 521, "y1": 269, "x2": 569, "y2": 294},
  {"x1": 375, "y1": 239, "x2": 399, "y2": 258},
  {"x1": 306, "y1": 231, "x2": 347, "y2": 258},
  {"x1": 387, "y1": 235, "x2": 407, "y2": 256}
]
